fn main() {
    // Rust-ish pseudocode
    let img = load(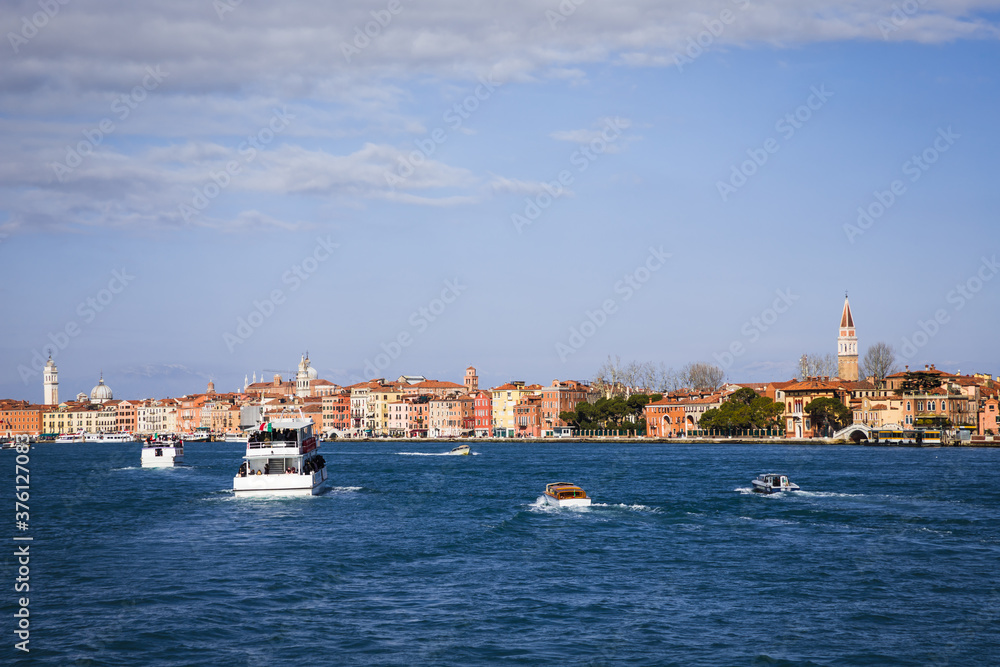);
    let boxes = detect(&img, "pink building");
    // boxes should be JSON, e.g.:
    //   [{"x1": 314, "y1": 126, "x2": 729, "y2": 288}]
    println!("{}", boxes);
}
[{"x1": 473, "y1": 390, "x2": 492, "y2": 437}]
